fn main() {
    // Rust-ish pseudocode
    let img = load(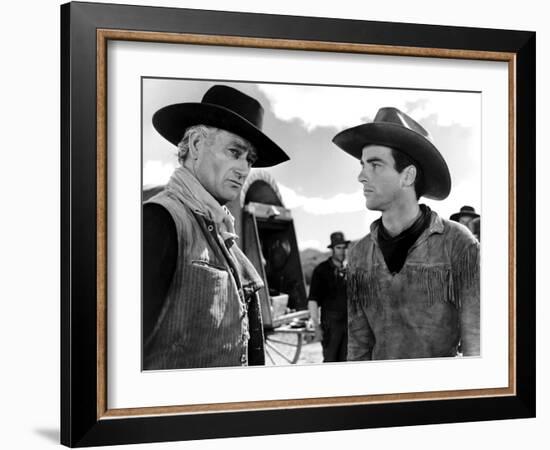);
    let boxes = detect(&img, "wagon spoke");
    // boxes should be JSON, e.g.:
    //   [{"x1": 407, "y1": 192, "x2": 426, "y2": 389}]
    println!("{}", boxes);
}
[
  {"x1": 265, "y1": 347, "x2": 276, "y2": 365},
  {"x1": 266, "y1": 337, "x2": 299, "y2": 347},
  {"x1": 265, "y1": 341, "x2": 293, "y2": 364}
]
